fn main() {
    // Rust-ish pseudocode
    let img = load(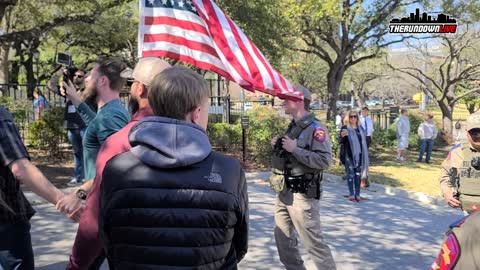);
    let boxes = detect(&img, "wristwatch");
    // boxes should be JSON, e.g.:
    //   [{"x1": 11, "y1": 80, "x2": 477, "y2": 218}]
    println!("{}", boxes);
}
[{"x1": 76, "y1": 189, "x2": 87, "y2": 200}]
